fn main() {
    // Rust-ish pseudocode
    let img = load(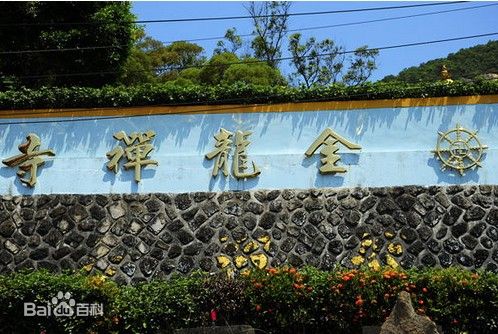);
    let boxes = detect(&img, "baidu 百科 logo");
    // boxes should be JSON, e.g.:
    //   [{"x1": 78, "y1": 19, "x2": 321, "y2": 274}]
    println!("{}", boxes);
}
[{"x1": 24, "y1": 291, "x2": 103, "y2": 317}]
